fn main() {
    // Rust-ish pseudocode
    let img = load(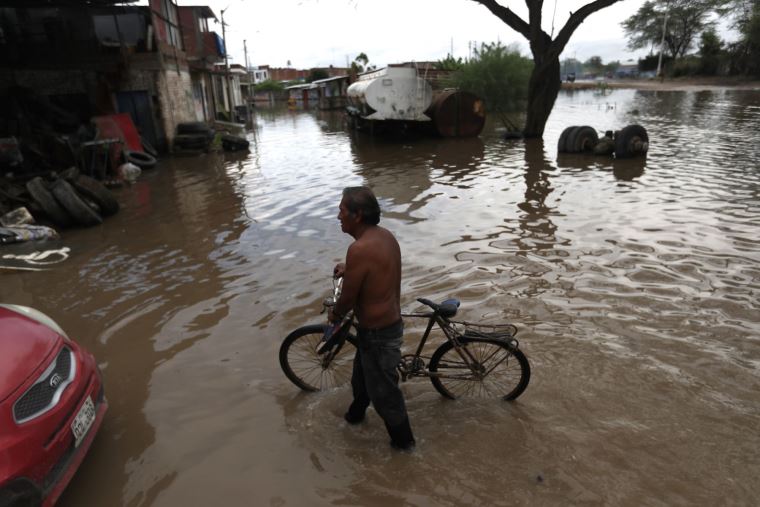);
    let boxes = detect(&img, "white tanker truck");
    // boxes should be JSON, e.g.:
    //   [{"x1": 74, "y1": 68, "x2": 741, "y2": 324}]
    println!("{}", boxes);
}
[{"x1": 346, "y1": 67, "x2": 433, "y2": 122}]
